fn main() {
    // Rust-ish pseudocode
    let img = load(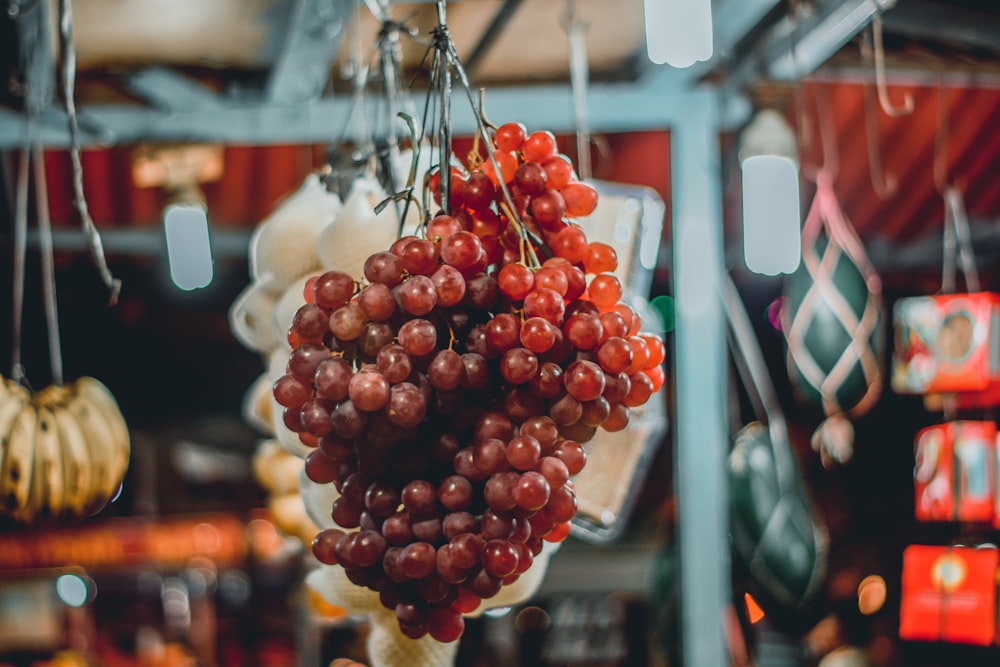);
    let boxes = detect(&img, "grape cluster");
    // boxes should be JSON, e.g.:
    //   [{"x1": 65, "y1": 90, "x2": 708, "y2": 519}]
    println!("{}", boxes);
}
[{"x1": 273, "y1": 123, "x2": 666, "y2": 643}]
